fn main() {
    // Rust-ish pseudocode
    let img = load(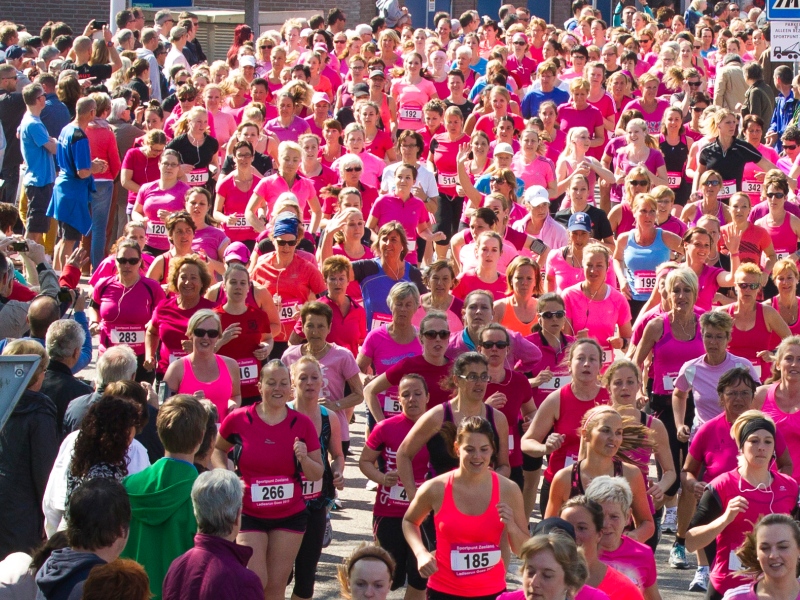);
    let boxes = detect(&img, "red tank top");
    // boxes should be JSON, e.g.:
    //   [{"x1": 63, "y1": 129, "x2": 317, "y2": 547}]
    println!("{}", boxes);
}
[
  {"x1": 545, "y1": 384, "x2": 610, "y2": 482},
  {"x1": 178, "y1": 355, "x2": 233, "y2": 420},
  {"x1": 431, "y1": 471, "x2": 506, "y2": 597},
  {"x1": 725, "y1": 303, "x2": 772, "y2": 378}
]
